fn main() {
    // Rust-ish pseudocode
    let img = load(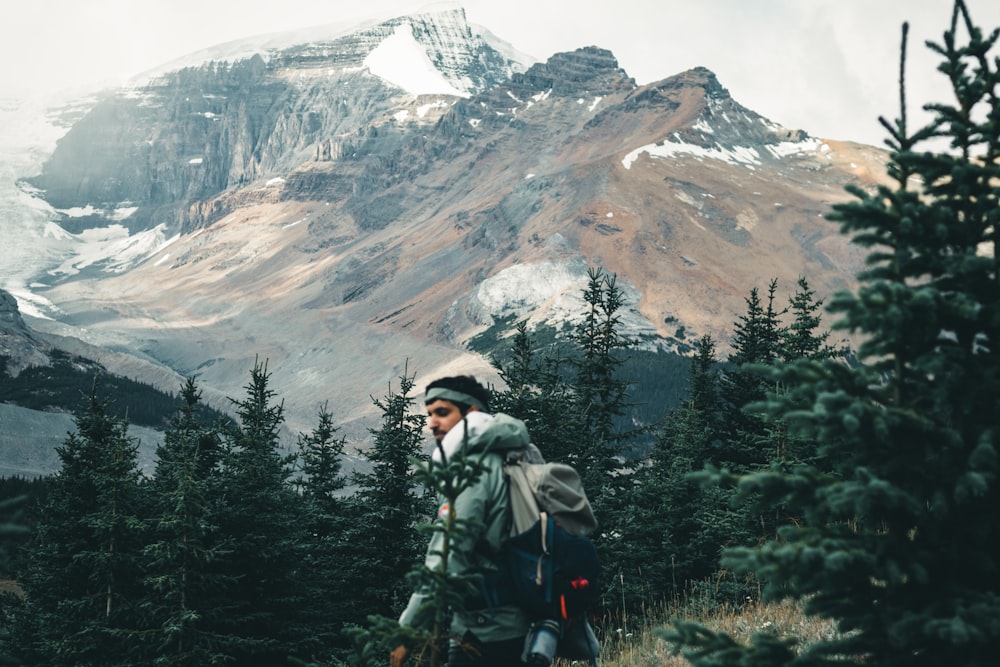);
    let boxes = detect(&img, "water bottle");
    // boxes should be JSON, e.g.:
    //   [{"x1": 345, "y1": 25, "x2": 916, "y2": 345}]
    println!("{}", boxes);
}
[{"x1": 522, "y1": 618, "x2": 561, "y2": 666}]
